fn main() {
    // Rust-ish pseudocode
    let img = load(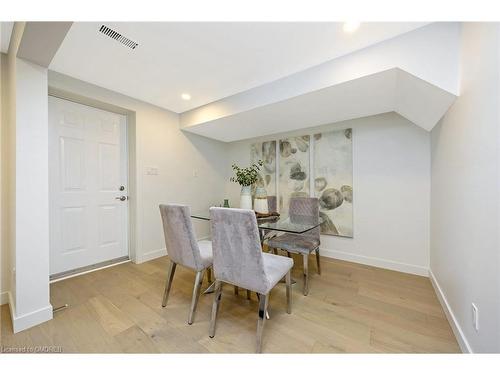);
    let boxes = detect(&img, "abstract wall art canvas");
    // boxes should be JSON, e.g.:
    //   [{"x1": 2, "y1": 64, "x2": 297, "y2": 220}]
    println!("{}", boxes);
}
[
  {"x1": 313, "y1": 128, "x2": 353, "y2": 237},
  {"x1": 279, "y1": 135, "x2": 310, "y2": 217},
  {"x1": 250, "y1": 140, "x2": 277, "y2": 196}
]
